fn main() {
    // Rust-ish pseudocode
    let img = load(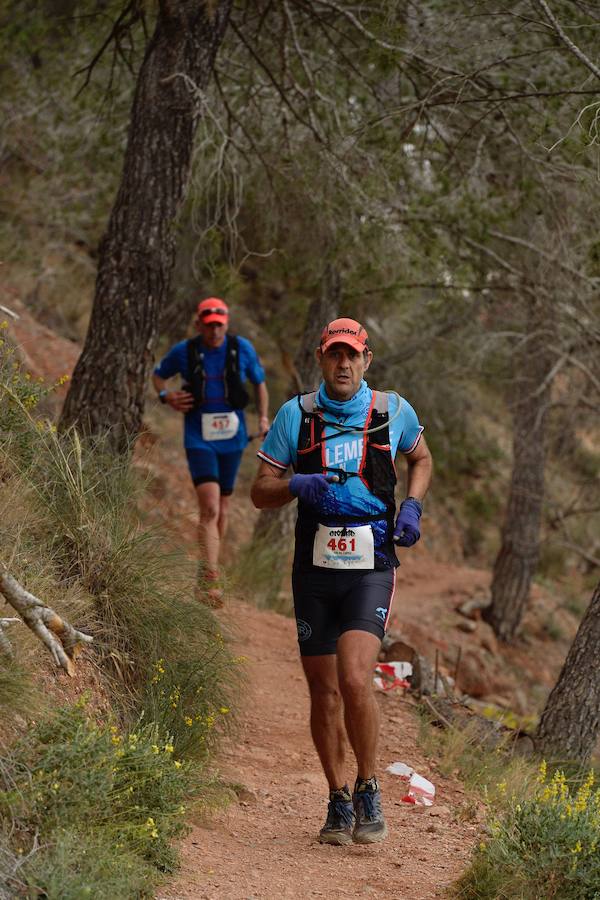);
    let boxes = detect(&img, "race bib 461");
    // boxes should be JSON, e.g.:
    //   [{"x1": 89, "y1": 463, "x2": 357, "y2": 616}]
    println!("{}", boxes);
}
[{"x1": 313, "y1": 524, "x2": 374, "y2": 569}]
